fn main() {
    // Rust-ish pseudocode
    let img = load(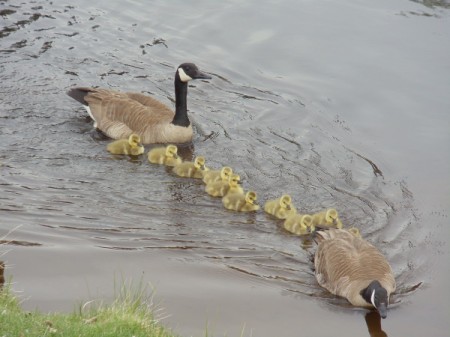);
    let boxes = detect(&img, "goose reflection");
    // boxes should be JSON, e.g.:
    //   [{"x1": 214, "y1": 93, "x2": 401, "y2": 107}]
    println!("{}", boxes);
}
[
  {"x1": 0, "y1": 261, "x2": 5, "y2": 289},
  {"x1": 365, "y1": 311, "x2": 388, "y2": 337}
]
